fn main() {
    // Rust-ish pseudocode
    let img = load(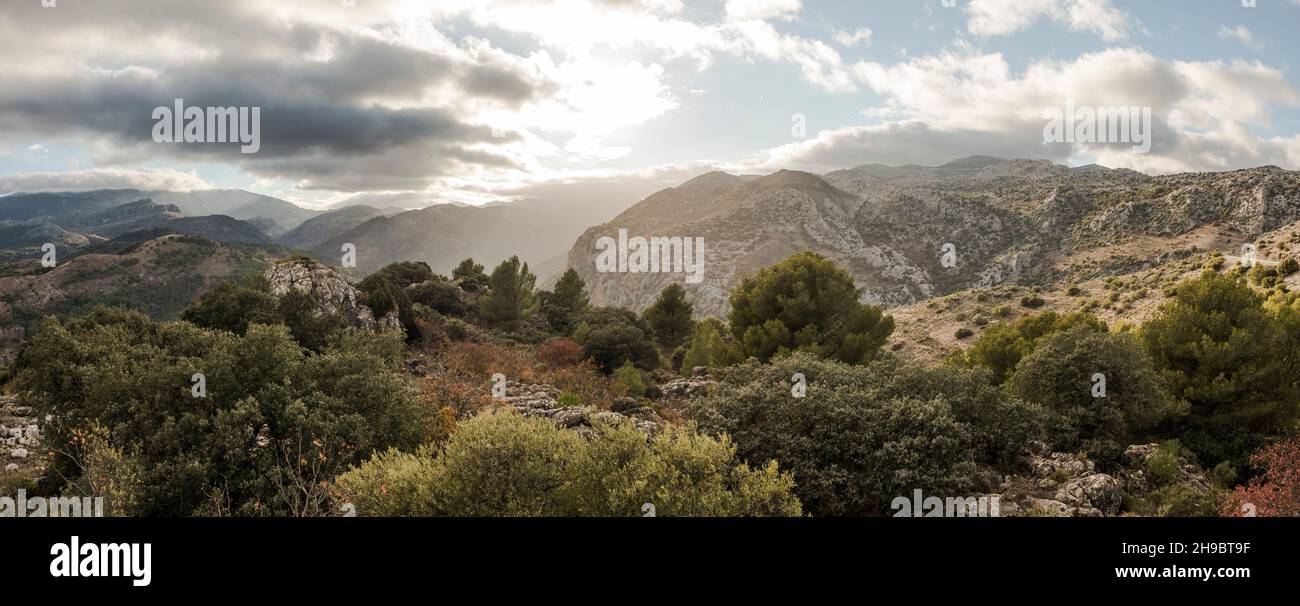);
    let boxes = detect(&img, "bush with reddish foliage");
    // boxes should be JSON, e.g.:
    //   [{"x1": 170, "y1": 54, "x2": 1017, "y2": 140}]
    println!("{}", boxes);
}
[
  {"x1": 1221, "y1": 437, "x2": 1300, "y2": 517},
  {"x1": 537, "y1": 338, "x2": 583, "y2": 368}
]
